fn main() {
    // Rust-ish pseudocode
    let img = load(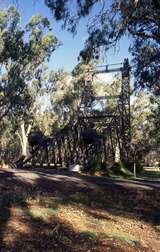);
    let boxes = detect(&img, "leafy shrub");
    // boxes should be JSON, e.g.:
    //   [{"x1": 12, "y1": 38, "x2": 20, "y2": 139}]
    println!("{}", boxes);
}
[
  {"x1": 111, "y1": 161, "x2": 133, "y2": 177},
  {"x1": 86, "y1": 157, "x2": 108, "y2": 175},
  {"x1": 123, "y1": 161, "x2": 143, "y2": 174}
]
